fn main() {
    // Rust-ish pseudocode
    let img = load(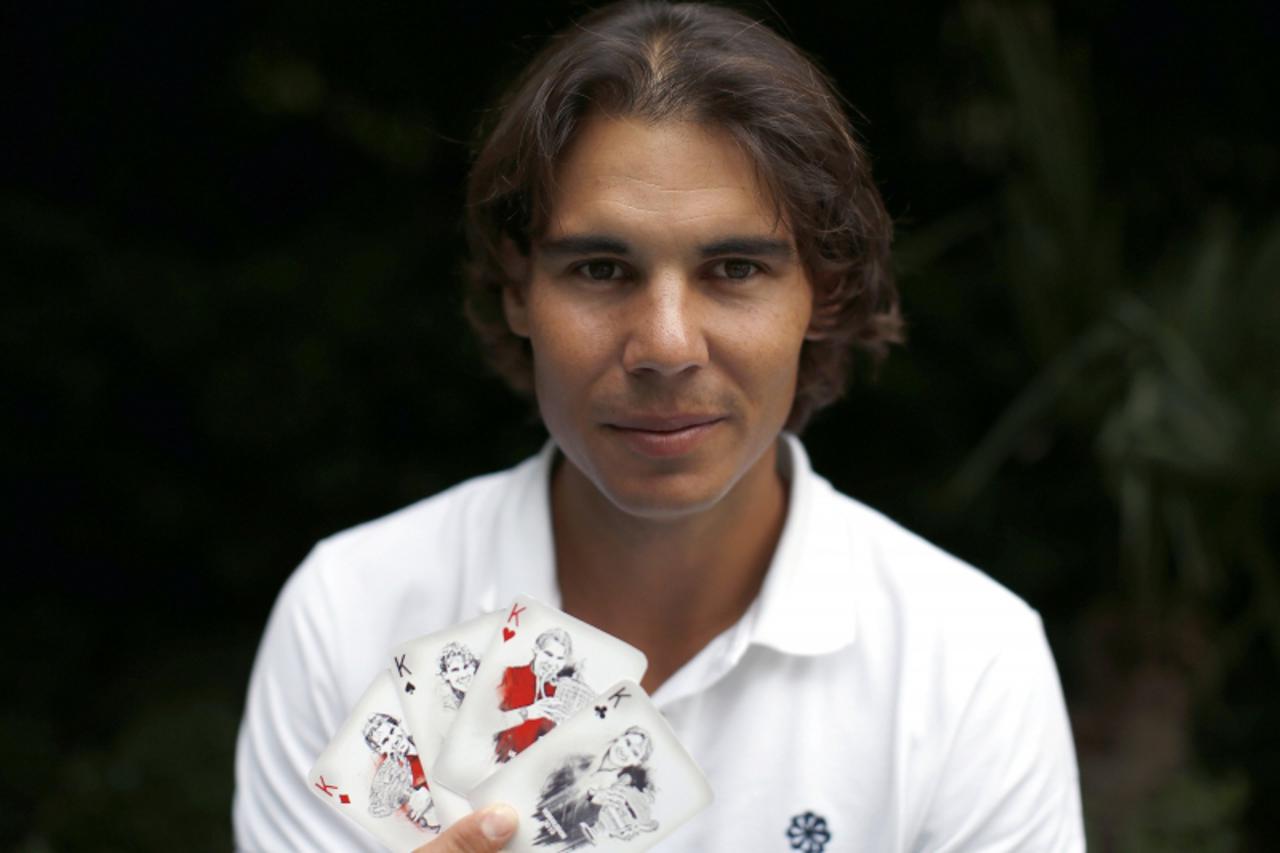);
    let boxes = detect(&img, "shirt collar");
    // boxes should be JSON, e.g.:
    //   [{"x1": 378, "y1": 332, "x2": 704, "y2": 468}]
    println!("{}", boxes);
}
[
  {"x1": 478, "y1": 434, "x2": 858, "y2": 657},
  {"x1": 746, "y1": 433, "x2": 859, "y2": 656},
  {"x1": 480, "y1": 441, "x2": 561, "y2": 614}
]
